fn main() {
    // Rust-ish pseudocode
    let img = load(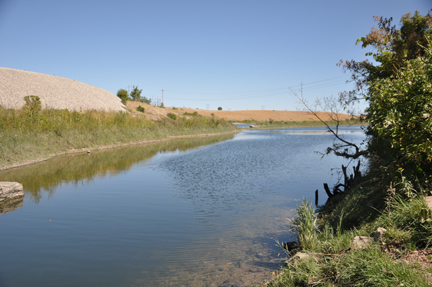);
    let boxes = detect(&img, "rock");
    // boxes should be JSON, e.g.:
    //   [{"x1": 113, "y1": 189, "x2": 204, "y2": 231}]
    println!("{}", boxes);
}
[
  {"x1": 351, "y1": 236, "x2": 374, "y2": 249},
  {"x1": 425, "y1": 196, "x2": 432, "y2": 210},
  {"x1": 374, "y1": 227, "x2": 387, "y2": 242},
  {"x1": 0, "y1": 182, "x2": 24, "y2": 202},
  {"x1": 290, "y1": 252, "x2": 311, "y2": 260}
]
